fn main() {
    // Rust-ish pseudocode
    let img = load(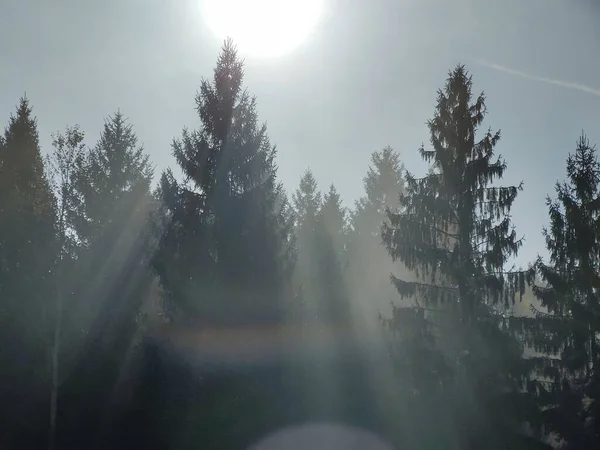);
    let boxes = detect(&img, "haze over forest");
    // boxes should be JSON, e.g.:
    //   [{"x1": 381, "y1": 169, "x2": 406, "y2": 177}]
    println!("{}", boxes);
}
[{"x1": 1, "y1": 1, "x2": 600, "y2": 450}]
